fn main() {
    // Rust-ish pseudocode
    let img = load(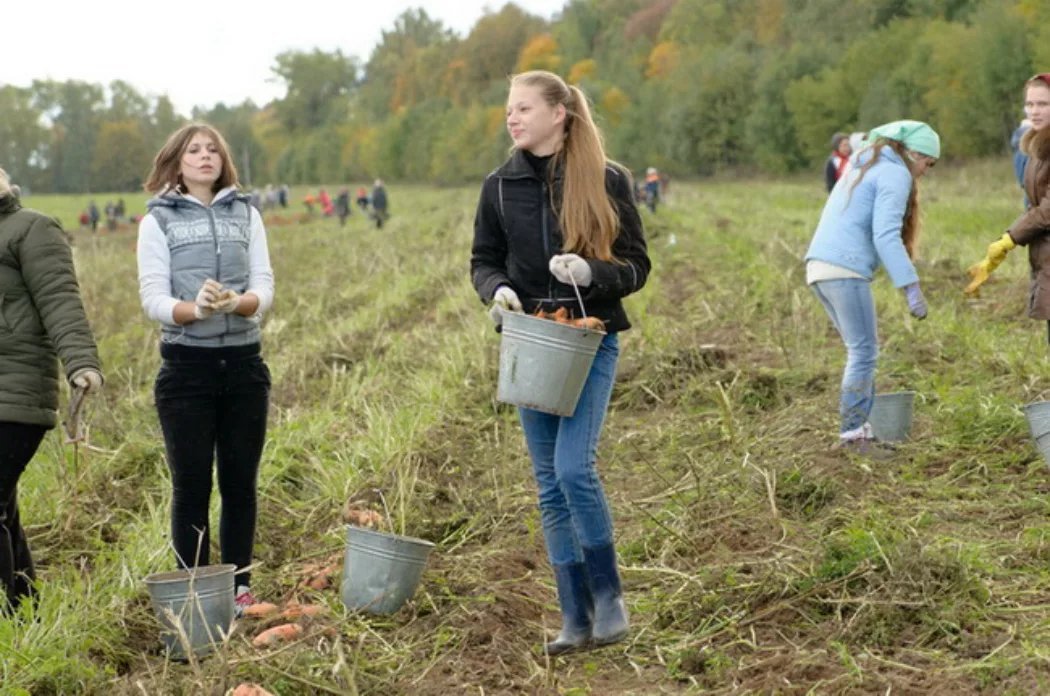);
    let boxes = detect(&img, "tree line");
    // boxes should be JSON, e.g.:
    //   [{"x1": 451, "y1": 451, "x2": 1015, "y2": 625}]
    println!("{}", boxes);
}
[{"x1": 3, "y1": 0, "x2": 1048, "y2": 193}]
